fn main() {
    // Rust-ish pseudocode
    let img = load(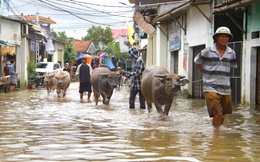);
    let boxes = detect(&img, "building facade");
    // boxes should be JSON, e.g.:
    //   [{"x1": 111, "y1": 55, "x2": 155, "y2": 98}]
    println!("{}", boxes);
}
[{"x1": 130, "y1": 0, "x2": 260, "y2": 108}]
